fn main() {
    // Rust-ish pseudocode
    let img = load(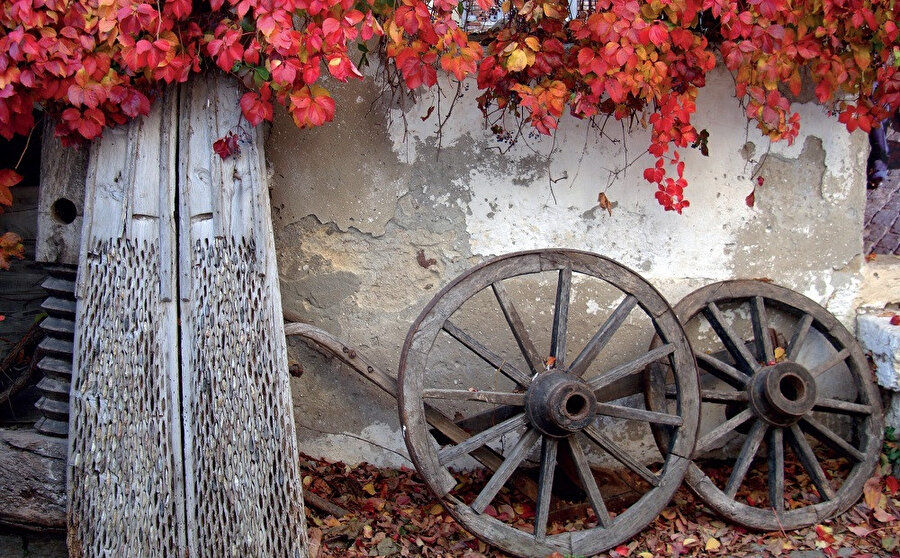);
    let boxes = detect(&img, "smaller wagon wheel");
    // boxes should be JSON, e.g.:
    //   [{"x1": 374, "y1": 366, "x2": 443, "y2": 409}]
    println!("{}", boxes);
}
[
  {"x1": 399, "y1": 249, "x2": 699, "y2": 557},
  {"x1": 652, "y1": 280, "x2": 882, "y2": 530}
]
